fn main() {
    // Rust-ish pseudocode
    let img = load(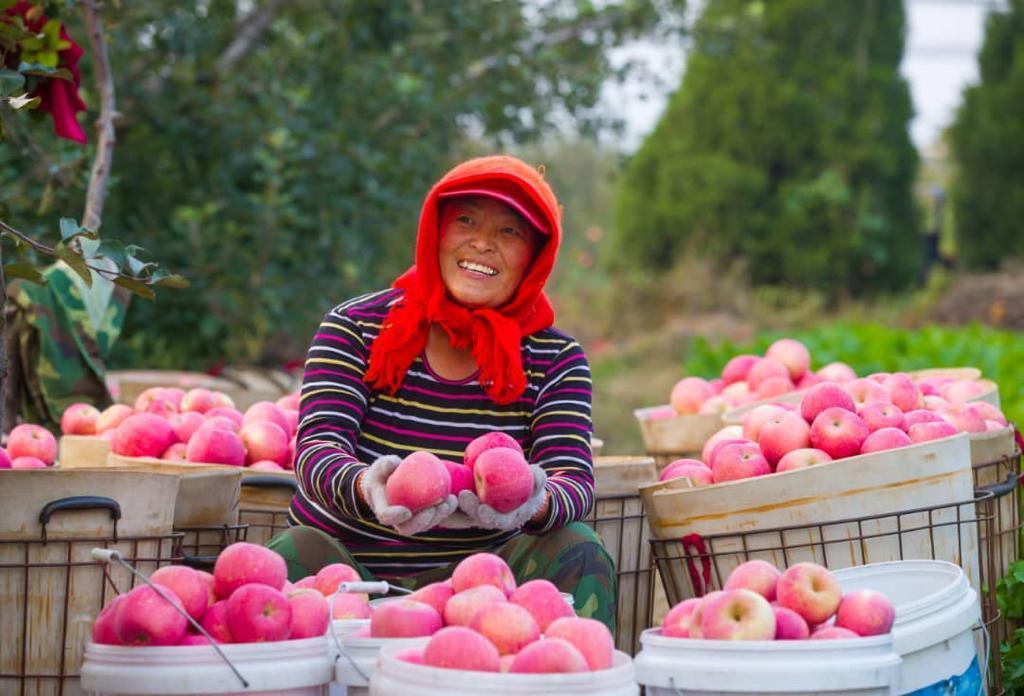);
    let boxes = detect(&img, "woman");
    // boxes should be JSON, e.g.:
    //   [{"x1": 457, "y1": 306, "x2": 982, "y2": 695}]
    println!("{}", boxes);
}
[{"x1": 268, "y1": 155, "x2": 616, "y2": 631}]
